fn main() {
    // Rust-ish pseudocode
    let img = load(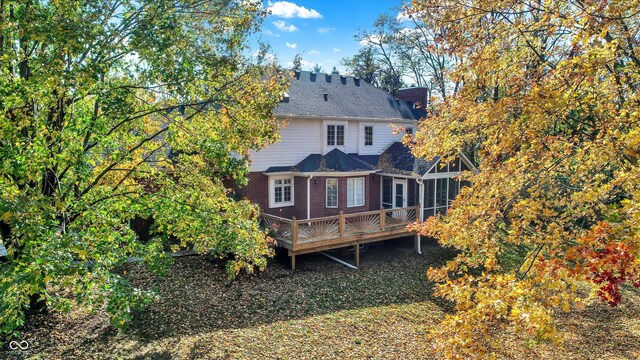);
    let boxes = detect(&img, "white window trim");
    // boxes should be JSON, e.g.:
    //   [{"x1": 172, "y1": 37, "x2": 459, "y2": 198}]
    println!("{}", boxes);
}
[
  {"x1": 323, "y1": 120, "x2": 348, "y2": 153},
  {"x1": 347, "y1": 177, "x2": 365, "y2": 207},
  {"x1": 269, "y1": 176, "x2": 294, "y2": 208},
  {"x1": 326, "y1": 178, "x2": 338, "y2": 208},
  {"x1": 364, "y1": 125, "x2": 374, "y2": 147}
]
